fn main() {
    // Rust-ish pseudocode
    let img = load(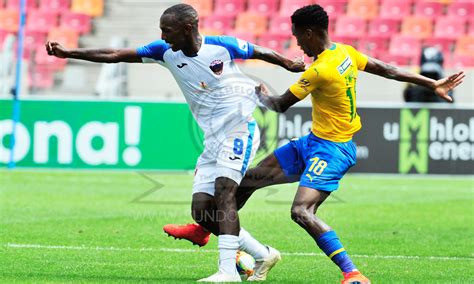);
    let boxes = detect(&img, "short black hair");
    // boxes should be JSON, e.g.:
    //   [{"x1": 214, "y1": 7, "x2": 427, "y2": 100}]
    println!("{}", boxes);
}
[
  {"x1": 163, "y1": 4, "x2": 199, "y2": 27},
  {"x1": 291, "y1": 4, "x2": 328, "y2": 31}
]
